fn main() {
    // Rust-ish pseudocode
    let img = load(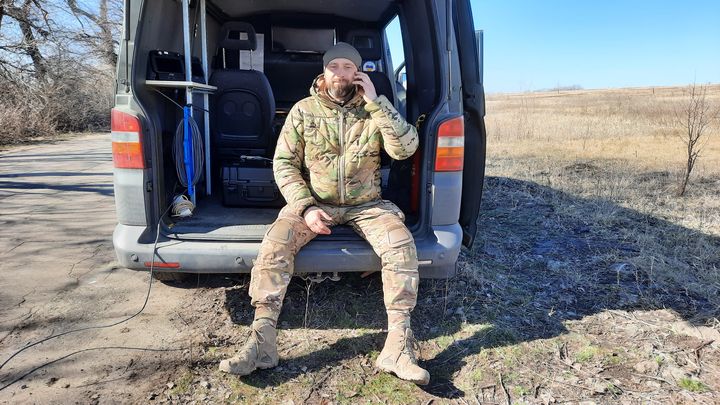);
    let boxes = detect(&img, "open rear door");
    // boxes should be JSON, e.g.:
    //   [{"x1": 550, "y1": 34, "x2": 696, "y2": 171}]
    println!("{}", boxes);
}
[{"x1": 453, "y1": 0, "x2": 487, "y2": 248}]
